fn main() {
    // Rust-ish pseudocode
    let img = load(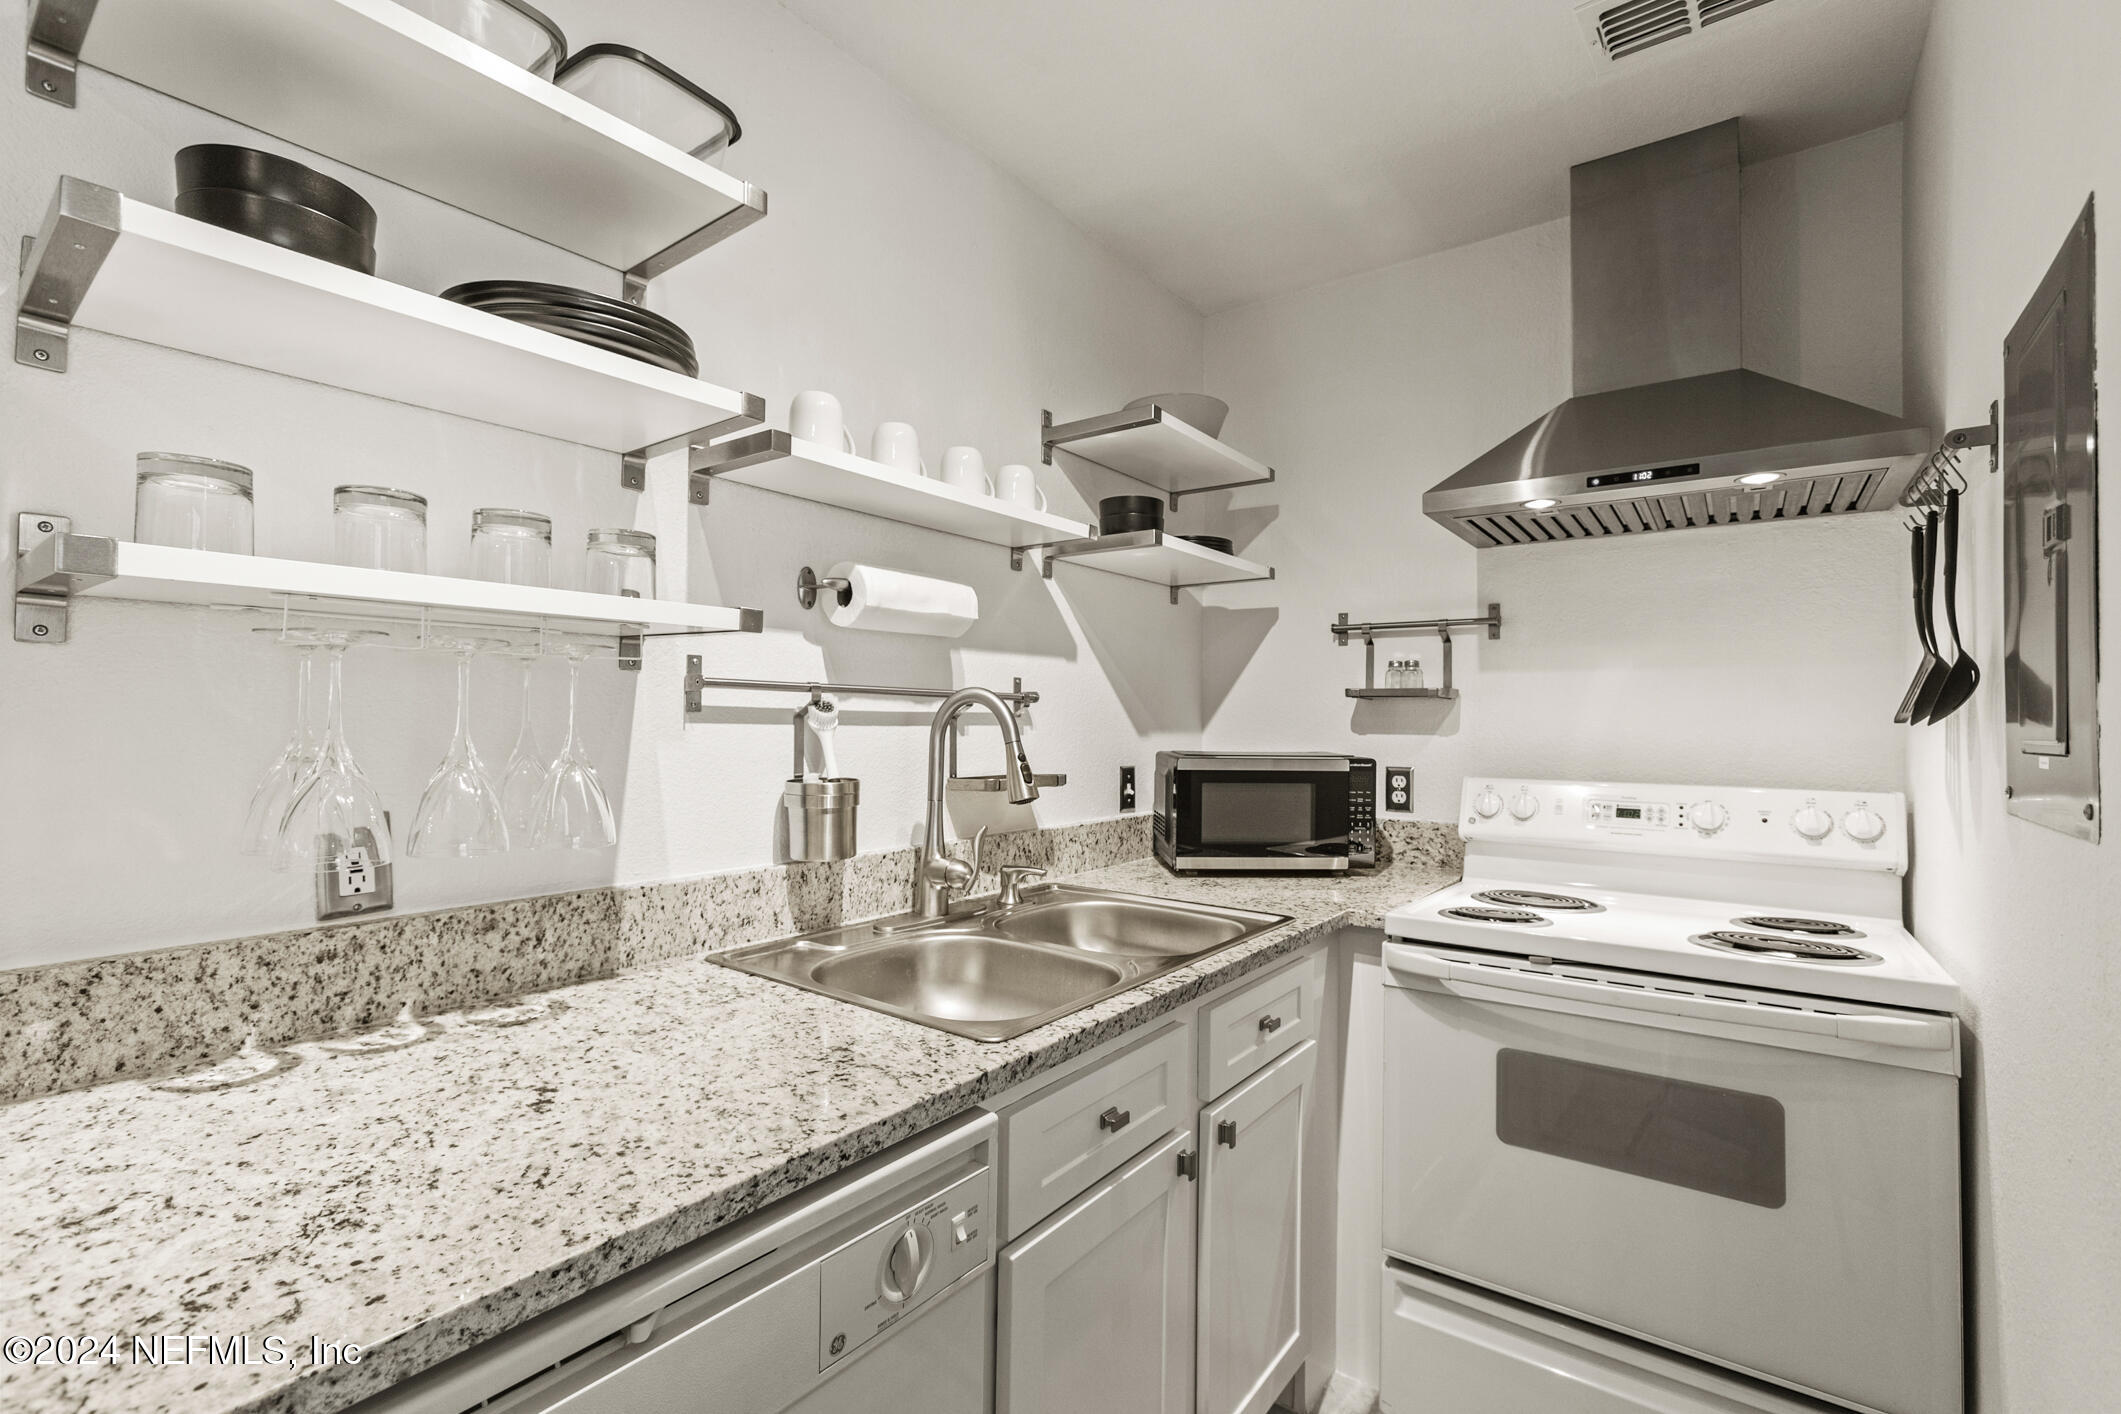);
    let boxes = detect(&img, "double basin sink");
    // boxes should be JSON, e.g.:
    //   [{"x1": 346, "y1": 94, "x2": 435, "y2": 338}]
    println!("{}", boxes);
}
[{"x1": 715, "y1": 884, "x2": 1292, "y2": 1041}]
